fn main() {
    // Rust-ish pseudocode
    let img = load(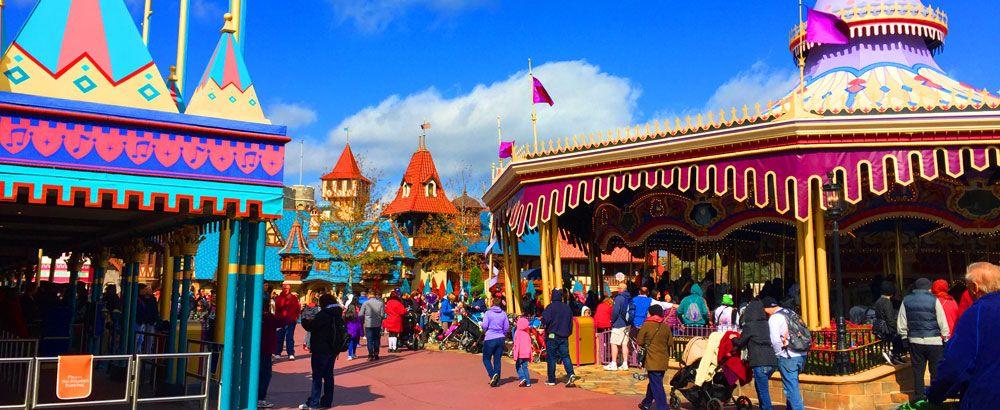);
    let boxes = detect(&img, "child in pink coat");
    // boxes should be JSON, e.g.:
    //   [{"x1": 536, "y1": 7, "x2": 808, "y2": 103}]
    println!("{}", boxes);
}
[{"x1": 511, "y1": 317, "x2": 534, "y2": 387}]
